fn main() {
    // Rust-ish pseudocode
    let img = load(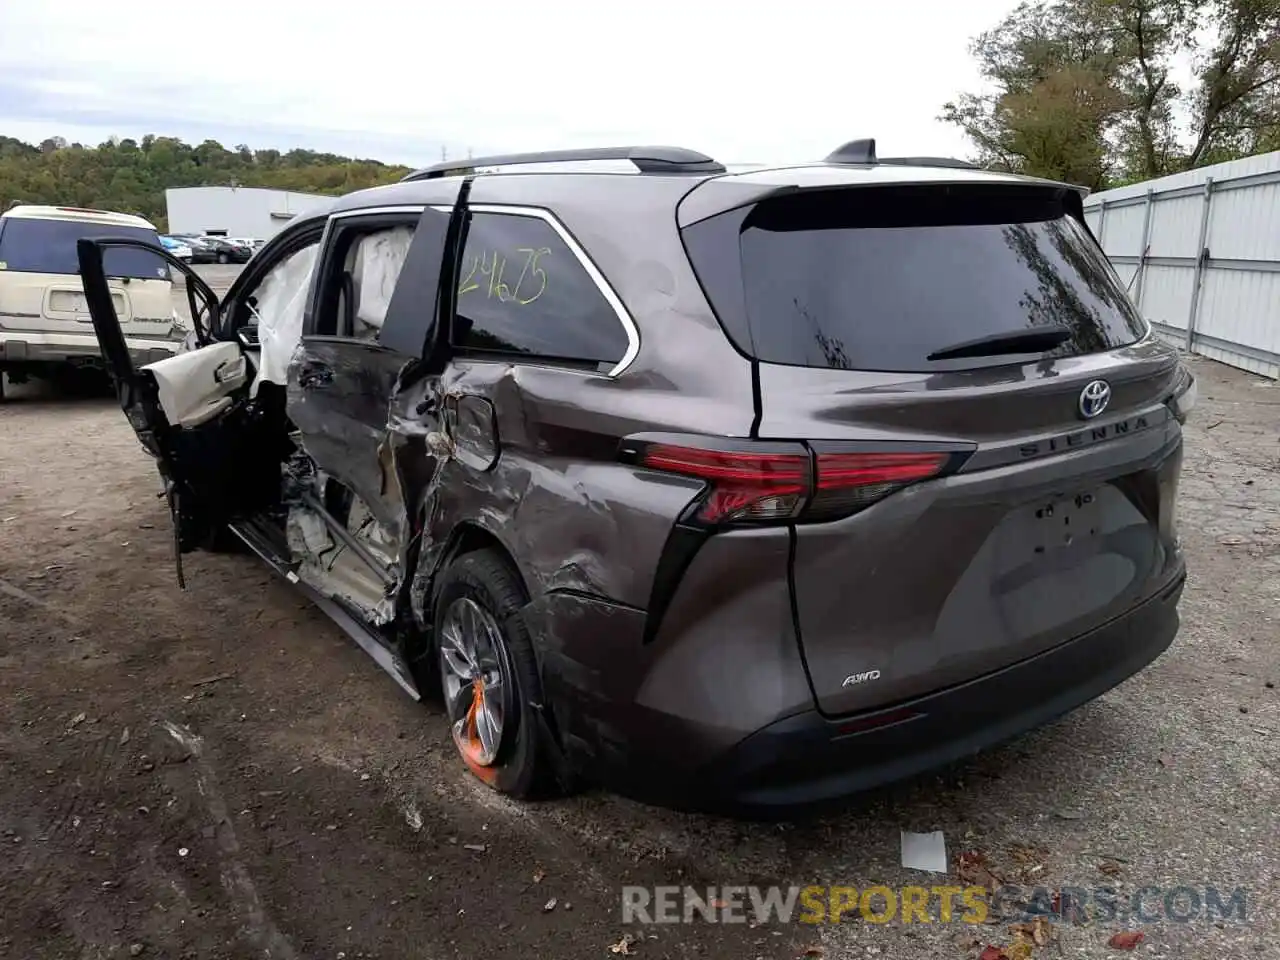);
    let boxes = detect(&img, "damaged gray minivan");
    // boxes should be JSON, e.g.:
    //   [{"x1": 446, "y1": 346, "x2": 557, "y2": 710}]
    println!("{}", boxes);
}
[{"x1": 78, "y1": 141, "x2": 1196, "y2": 815}]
